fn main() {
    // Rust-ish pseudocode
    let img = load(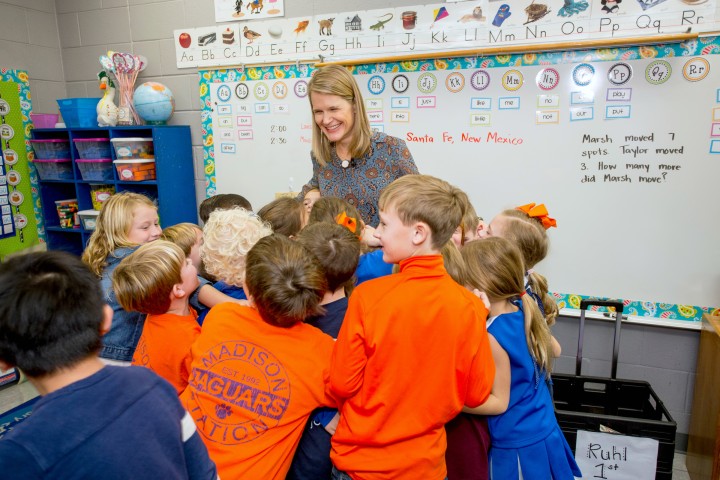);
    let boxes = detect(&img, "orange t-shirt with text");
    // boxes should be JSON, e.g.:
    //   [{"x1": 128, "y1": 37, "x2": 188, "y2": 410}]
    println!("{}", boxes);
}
[
  {"x1": 179, "y1": 302, "x2": 336, "y2": 480},
  {"x1": 131, "y1": 310, "x2": 200, "y2": 394},
  {"x1": 329, "y1": 255, "x2": 495, "y2": 480}
]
